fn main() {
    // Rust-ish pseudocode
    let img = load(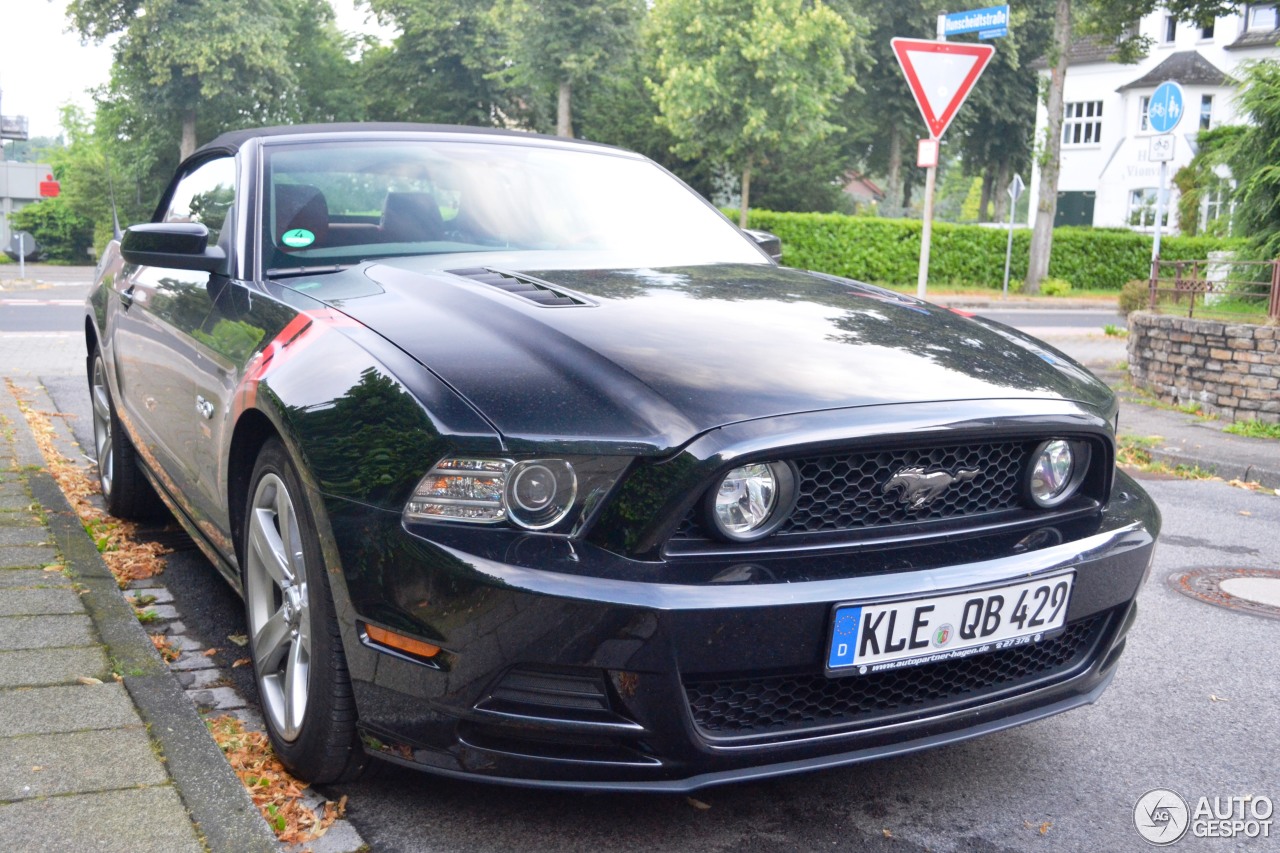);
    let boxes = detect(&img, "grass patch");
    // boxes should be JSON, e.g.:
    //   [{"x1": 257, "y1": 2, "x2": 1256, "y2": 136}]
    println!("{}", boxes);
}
[
  {"x1": 1103, "y1": 324, "x2": 1128, "y2": 338},
  {"x1": 1116, "y1": 435, "x2": 1218, "y2": 479},
  {"x1": 1224, "y1": 419, "x2": 1280, "y2": 440}
]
